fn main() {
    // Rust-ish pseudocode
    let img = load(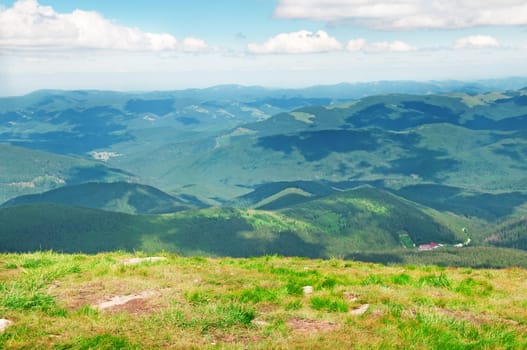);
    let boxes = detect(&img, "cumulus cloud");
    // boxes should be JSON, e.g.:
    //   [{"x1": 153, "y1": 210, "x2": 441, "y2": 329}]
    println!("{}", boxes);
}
[
  {"x1": 274, "y1": 0, "x2": 527, "y2": 29},
  {"x1": 453, "y1": 35, "x2": 501, "y2": 49},
  {"x1": 181, "y1": 37, "x2": 209, "y2": 52},
  {"x1": 0, "y1": 0, "x2": 208, "y2": 52},
  {"x1": 347, "y1": 38, "x2": 416, "y2": 53},
  {"x1": 346, "y1": 38, "x2": 367, "y2": 52},
  {"x1": 247, "y1": 30, "x2": 343, "y2": 54}
]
